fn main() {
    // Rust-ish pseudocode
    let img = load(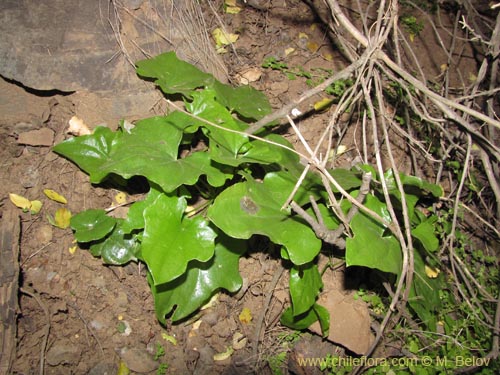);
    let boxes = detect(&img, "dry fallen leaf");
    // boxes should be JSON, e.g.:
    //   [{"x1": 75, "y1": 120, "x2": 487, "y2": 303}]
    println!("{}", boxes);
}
[
  {"x1": 9, "y1": 193, "x2": 32, "y2": 211},
  {"x1": 9, "y1": 193, "x2": 42, "y2": 214},
  {"x1": 232, "y1": 332, "x2": 248, "y2": 350},
  {"x1": 212, "y1": 28, "x2": 239, "y2": 53},
  {"x1": 48, "y1": 208, "x2": 72, "y2": 229},
  {"x1": 29, "y1": 200, "x2": 43, "y2": 214},
  {"x1": 161, "y1": 332, "x2": 178, "y2": 346},
  {"x1": 67, "y1": 116, "x2": 91, "y2": 136},
  {"x1": 328, "y1": 145, "x2": 348, "y2": 160},
  {"x1": 237, "y1": 67, "x2": 262, "y2": 85},
  {"x1": 425, "y1": 265, "x2": 440, "y2": 279},
  {"x1": 239, "y1": 307, "x2": 252, "y2": 324},
  {"x1": 322, "y1": 52, "x2": 333, "y2": 61},
  {"x1": 313, "y1": 97, "x2": 334, "y2": 111},
  {"x1": 306, "y1": 41, "x2": 320, "y2": 53},
  {"x1": 200, "y1": 294, "x2": 219, "y2": 310},
  {"x1": 44, "y1": 189, "x2": 68, "y2": 204},
  {"x1": 225, "y1": 0, "x2": 241, "y2": 13},
  {"x1": 213, "y1": 346, "x2": 234, "y2": 361}
]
